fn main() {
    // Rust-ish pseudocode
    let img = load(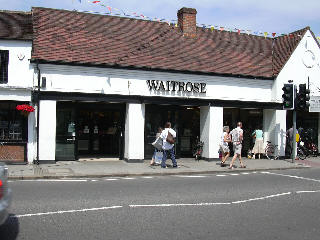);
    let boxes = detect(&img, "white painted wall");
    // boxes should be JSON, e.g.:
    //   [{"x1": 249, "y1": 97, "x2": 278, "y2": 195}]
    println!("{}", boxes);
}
[
  {"x1": 39, "y1": 64, "x2": 273, "y2": 103},
  {"x1": 124, "y1": 103, "x2": 145, "y2": 161},
  {"x1": 200, "y1": 106, "x2": 223, "y2": 160},
  {"x1": 0, "y1": 40, "x2": 33, "y2": 101},
  {"x1": 263, "y1": 109, "x2": 287, "y2": 156},
  {"x1": 38, "y1": 100, "x2": 56, "y2": 161},
  {"x1": 0, "y1": 40, "x2": 33, "y2": 89},
  {"x1": 273, "y1": 30, "x2": 320, "y2": 101}
]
